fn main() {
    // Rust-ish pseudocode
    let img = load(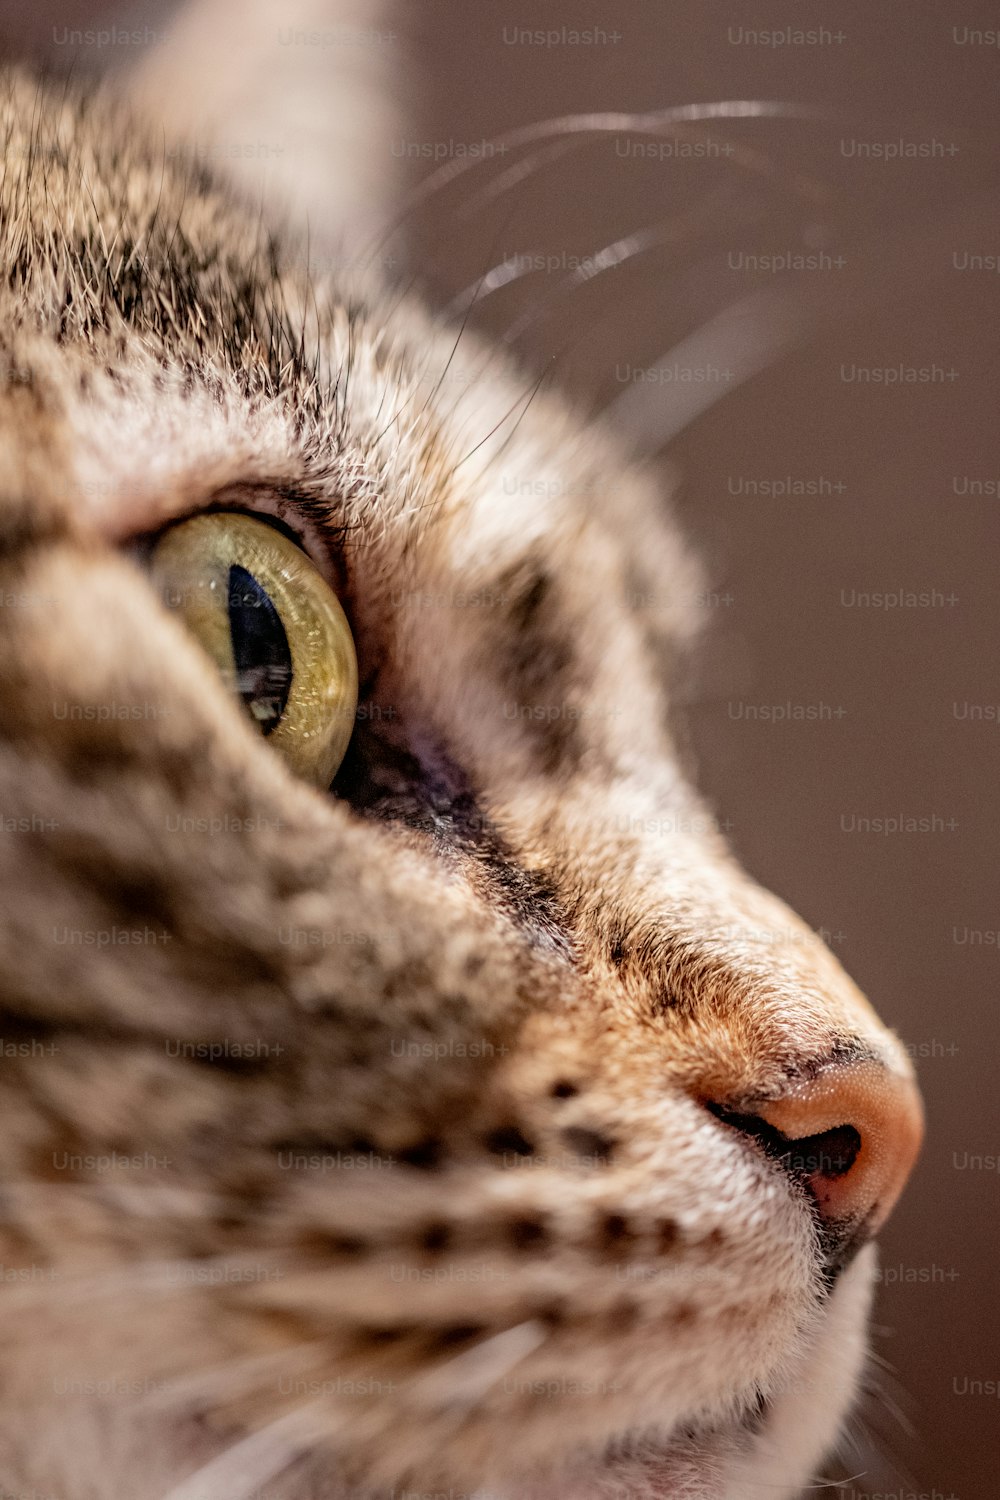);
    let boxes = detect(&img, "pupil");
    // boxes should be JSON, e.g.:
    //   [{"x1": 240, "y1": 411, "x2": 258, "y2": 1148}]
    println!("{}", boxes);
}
[{"x1": 227, "y1": 564, "x2": 293, "y2": 735}]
